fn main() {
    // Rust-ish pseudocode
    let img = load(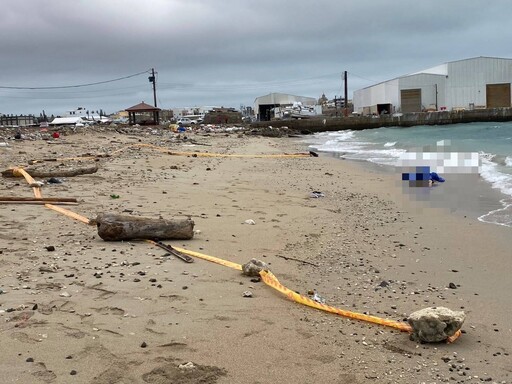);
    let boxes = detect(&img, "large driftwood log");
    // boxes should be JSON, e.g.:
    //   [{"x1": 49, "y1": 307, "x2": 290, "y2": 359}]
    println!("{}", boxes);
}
[
  {"x1": 1, "y1": 165, "x2": 98, "y2": 178},
  {"x1": 96, "y1": 213, "x2": 194, "y2": 241}
]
